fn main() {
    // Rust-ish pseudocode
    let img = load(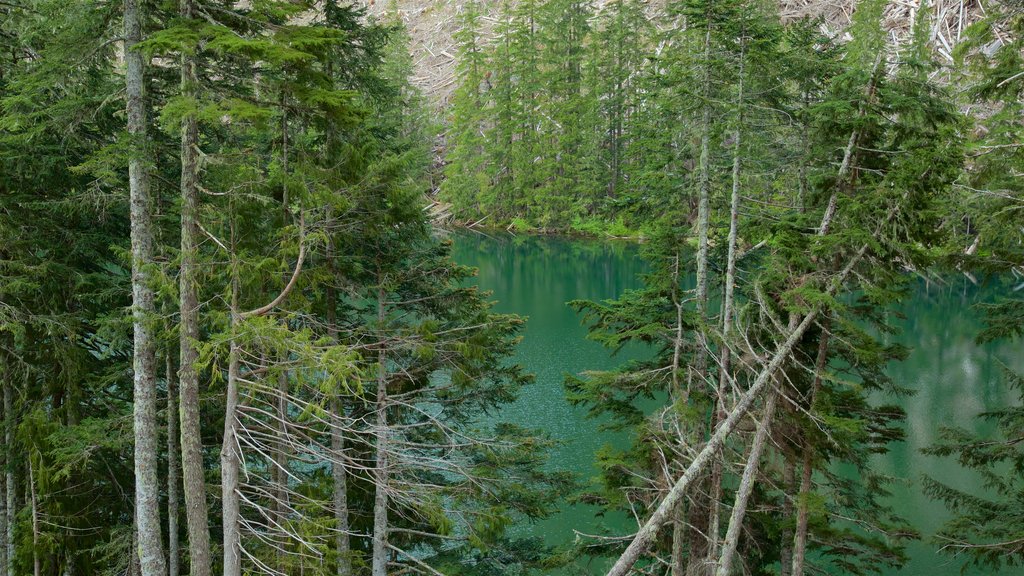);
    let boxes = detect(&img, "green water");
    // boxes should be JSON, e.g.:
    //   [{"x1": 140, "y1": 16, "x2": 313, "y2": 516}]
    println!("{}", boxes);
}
[{"x1": 449, "y1": 231, "x2": 1023, "y2": 576}]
